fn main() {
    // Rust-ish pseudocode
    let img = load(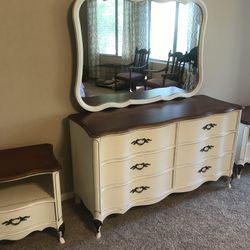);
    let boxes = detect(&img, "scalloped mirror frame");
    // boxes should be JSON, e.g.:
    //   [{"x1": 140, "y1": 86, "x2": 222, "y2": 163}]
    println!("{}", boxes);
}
[{"x1": 73, "y1": 0, "x2": 208, "y2": 112}]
